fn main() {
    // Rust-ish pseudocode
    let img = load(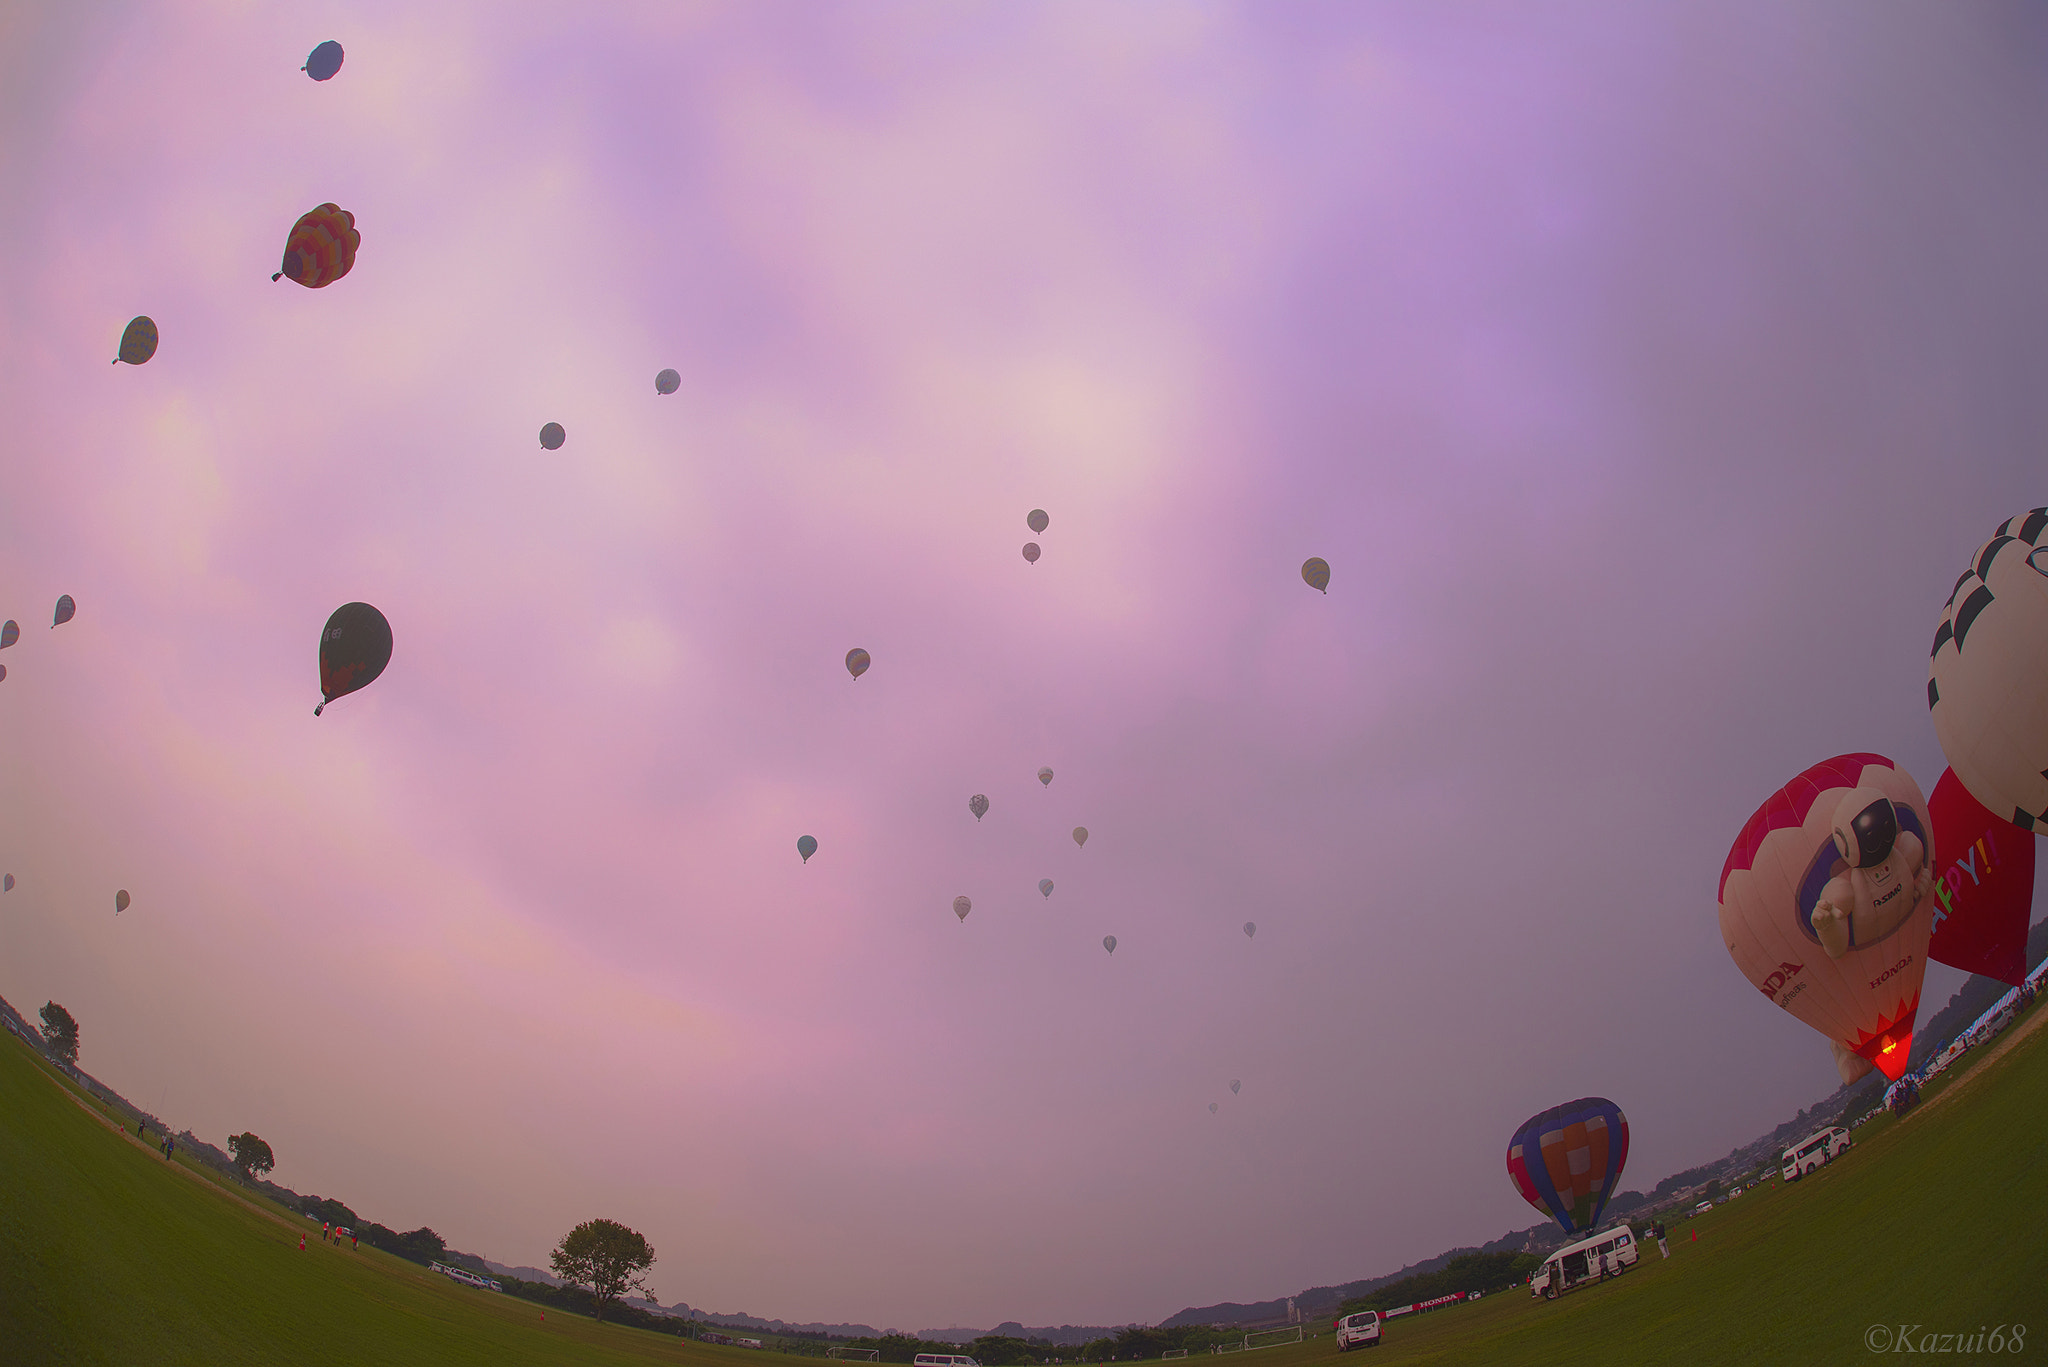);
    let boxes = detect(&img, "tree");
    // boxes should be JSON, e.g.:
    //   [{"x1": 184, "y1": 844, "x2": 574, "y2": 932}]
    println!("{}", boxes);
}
[
  {"x1": 39, "y1": 1002, "x2": 79, "y2": 1063},
  {"x1": 549, "y1": 1218, "x2": 655, "y2": 1322},
  {"x1": 227, "y1": 1132, "x2": 275, "y2": 1182}
]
